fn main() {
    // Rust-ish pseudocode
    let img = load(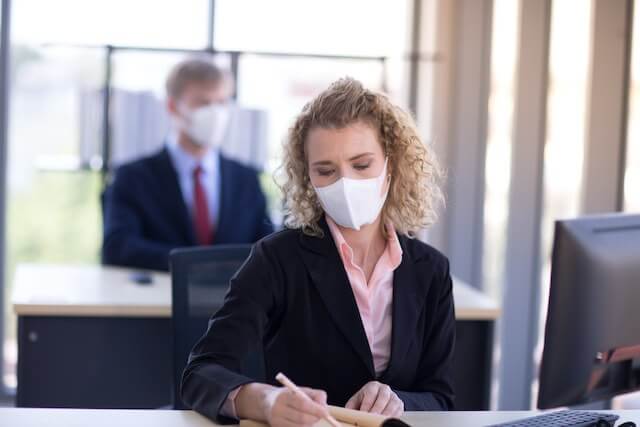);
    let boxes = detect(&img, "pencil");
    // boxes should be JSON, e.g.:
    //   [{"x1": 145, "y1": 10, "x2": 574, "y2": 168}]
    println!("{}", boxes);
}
[{"x1": 275, "y1": 372, "x2": 342, "y2": 427}]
